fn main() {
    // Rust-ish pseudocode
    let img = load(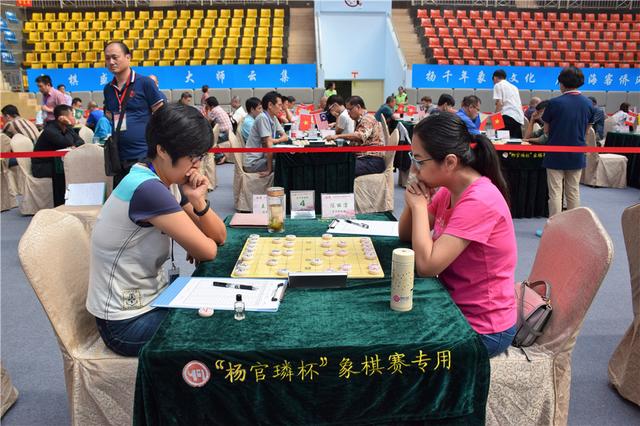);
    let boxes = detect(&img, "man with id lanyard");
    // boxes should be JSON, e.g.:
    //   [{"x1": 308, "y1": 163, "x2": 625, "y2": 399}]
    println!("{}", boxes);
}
[{"x1": 103, "y1": 41, "x2": 165, "y2": 187}]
